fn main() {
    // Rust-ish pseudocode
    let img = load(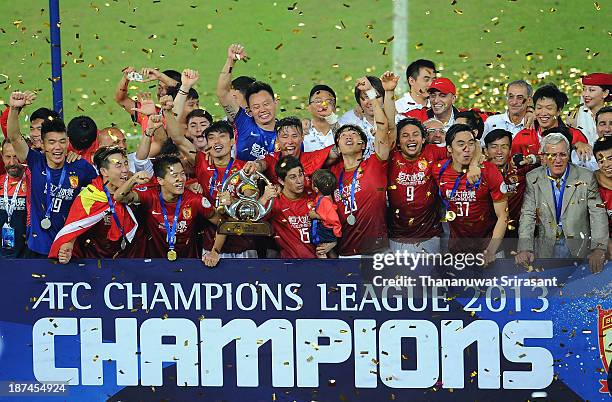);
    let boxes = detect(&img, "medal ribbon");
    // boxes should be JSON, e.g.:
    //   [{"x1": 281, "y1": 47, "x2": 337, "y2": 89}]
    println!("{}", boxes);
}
[
  {"x1": 44, "y1": 165, "x2": 67, "y2": 220},
  {"x1": 437, "y1": 160, "x2": 481, "y2": 213},
  {"x1": 547, "y1": 166, "x2": 570, "y2": 228},
  {"x1": 159, "y1": 192, "x2": 182, "y2": 251},
  {"x1": 103, "y1": 186, "x2": 127, "y2": 244},
  {"x1": 338, "y1": 161, "x2": 362, "y2": 214},
  {"x1": 209, "y1": 158, "x2": 234, "y2": 198}
]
